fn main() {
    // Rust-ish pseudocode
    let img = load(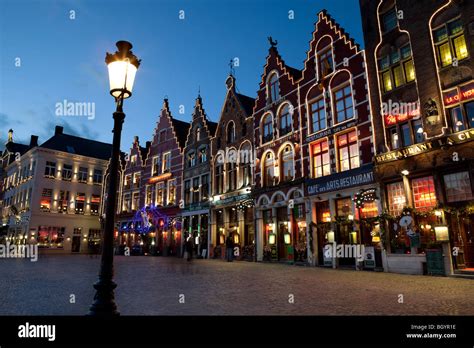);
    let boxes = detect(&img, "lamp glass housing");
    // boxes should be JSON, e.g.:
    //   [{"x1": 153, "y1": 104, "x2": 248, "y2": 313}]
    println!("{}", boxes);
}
[{"x1": 107, "y1": 60, "x2": 137, "y2": 99}]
